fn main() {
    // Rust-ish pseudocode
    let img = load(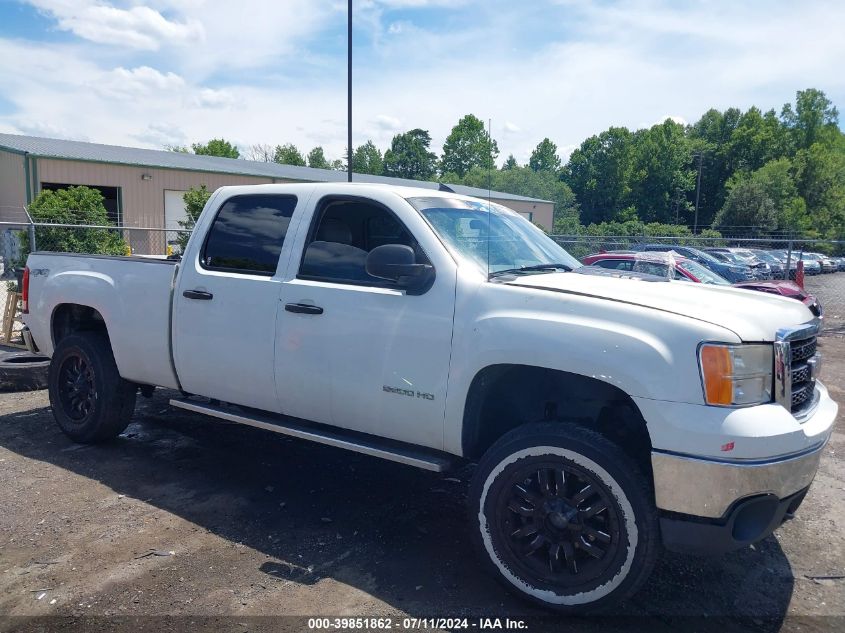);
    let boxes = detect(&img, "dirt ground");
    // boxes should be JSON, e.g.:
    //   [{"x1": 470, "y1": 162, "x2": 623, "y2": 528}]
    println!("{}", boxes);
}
[{"x1": 0, "y1": 337, "x2": 843, "y2": 633}]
